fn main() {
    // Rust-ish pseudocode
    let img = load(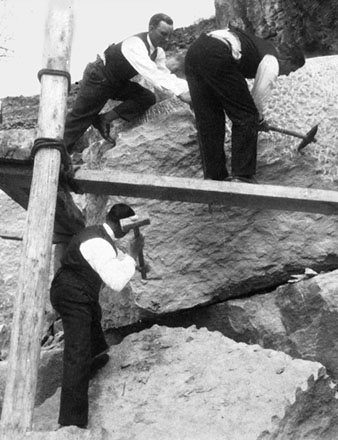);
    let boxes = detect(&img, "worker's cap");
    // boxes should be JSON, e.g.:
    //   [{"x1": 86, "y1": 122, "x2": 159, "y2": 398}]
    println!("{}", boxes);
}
[{"x1": 106, "y1": 203, "x2": 135, "y2": 224}]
